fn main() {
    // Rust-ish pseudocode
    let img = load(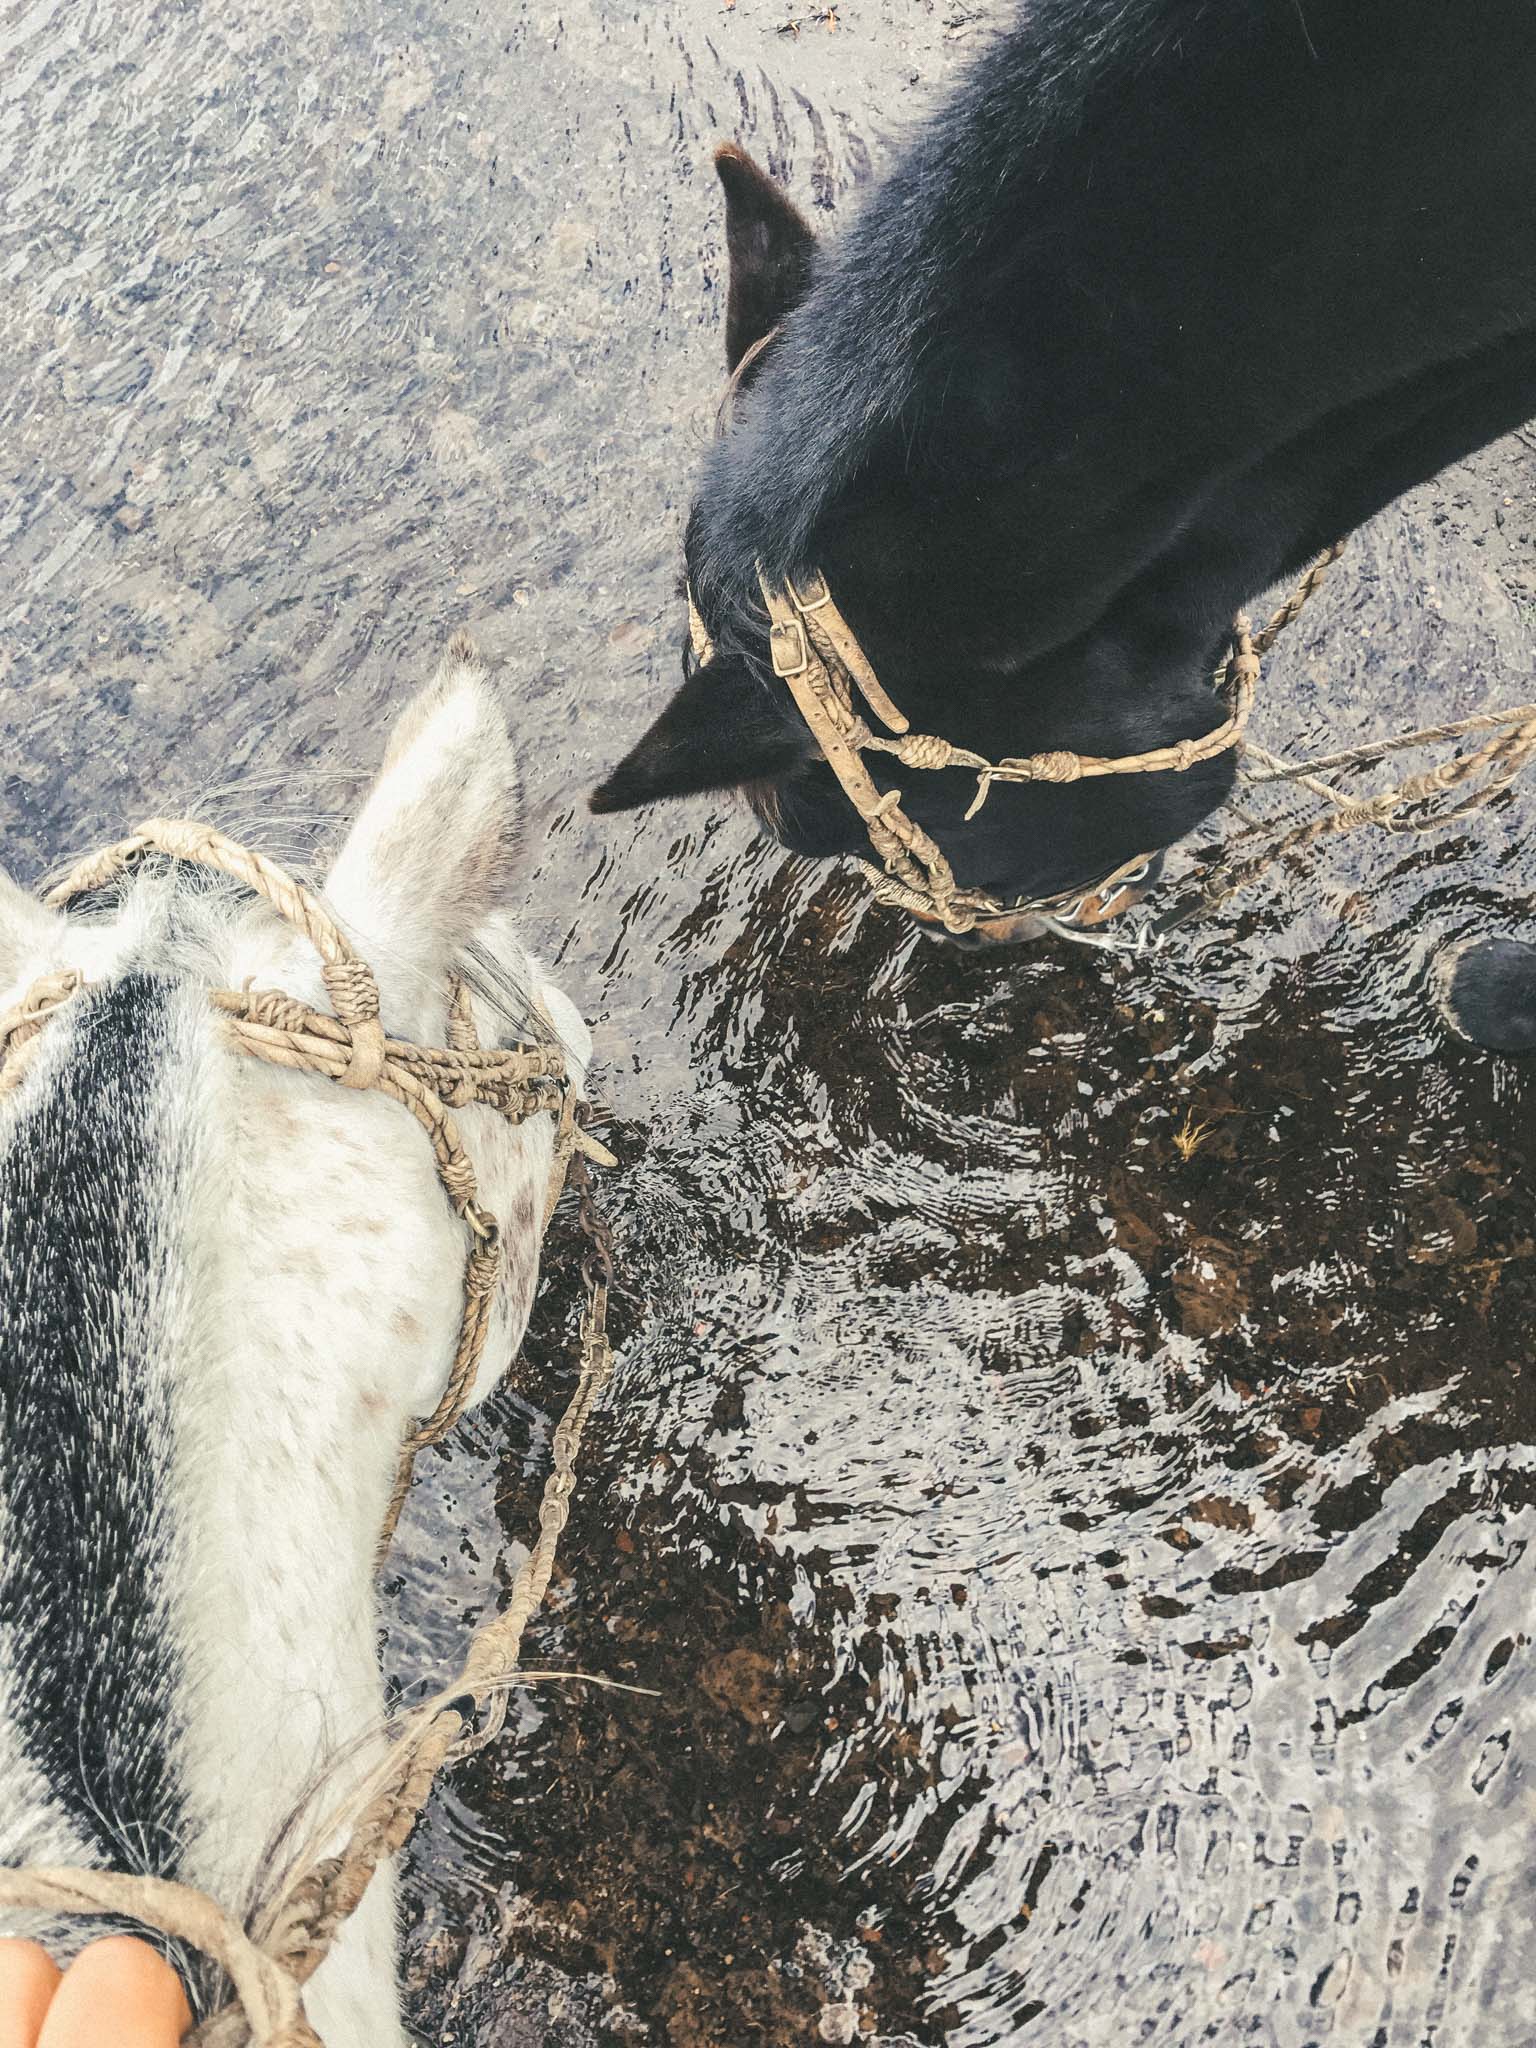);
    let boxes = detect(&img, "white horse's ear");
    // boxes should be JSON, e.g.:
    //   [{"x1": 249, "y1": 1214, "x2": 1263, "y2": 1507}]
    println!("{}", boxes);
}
[
  {"x1": 0, "y1": 867, "x2": 65, "y2": 994},
  {"x1": 322, "y1": 636, "x2": 525, "y2": 1019}
]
